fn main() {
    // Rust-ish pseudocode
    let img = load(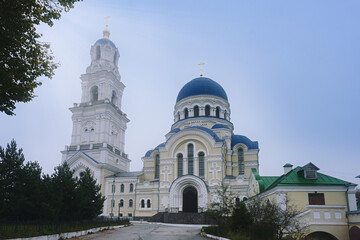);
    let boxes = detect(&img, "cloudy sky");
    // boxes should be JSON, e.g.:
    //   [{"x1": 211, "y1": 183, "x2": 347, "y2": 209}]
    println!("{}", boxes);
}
[{"x1": 1, "y1": 1, "x2": 359, "y2": 184}]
